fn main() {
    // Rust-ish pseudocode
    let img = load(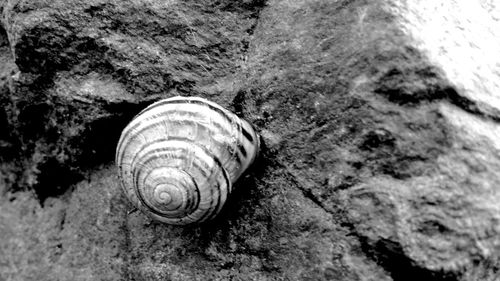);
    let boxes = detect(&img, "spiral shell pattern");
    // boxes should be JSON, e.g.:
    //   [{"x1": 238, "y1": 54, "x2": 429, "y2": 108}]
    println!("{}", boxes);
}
[{"x1": 116, "y1": 96, "x2": 260, "y2": 225}]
